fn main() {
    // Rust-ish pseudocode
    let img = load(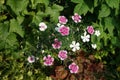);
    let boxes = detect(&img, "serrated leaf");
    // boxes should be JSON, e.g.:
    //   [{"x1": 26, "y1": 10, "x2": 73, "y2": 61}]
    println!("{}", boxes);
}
[
  {"x1": 52, "y1": 4, "x2": 63, "y2": 11},
  {"x1": 74, "y1": 1, "x2": 92, "y2": 15},
  {"x1": 99, "y1": 4, "x2": 110, "y2": 18},
  {"x1": 32, "y1": 11, "x2": 45, "y2": 25},
  {"x1": 94, "y1": 0, "x2": 98, "y2": 7},
  {"x1": 0, "y1": 22, "x2": 9, "y2": 50},
  {"x1": 9, "y1": 19, "x2": 24, "y2": 37},
  {"x1": 71, "y1": 0, "x2": 83, "y2": 3},
  {"x1": 37, "y1": 0, "x2": 49, "y2": 6},
  {"x1": 106, "y1": 0, "x2": 119, "y2": 9},
  {"x1": 104, "y1": 17, "x2": 114, "y2": 36},
  {"x1": 5, "y1": 33, "x2": 18, "y2": 49},
  {"x1": 6, "y1": 0, "x2": 28, "y2": 15}
]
